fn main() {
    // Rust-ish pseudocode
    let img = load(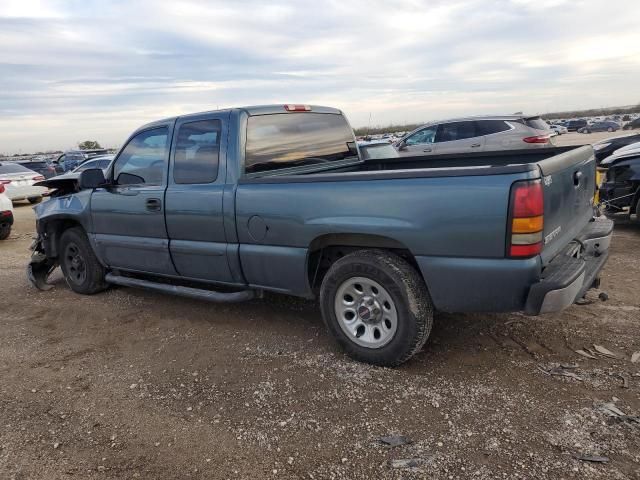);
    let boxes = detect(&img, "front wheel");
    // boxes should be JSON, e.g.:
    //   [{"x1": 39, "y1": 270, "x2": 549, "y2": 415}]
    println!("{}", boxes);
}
[
  {"x1": 320, "y1": 249, "x2": 433, "y2": 367},
  {"x1": 59, "y1": 227, "x2": 107, "y2": 294},
  {"x1": 607, "y1": 127, "x2": 614, "y2": 132}
]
